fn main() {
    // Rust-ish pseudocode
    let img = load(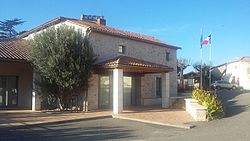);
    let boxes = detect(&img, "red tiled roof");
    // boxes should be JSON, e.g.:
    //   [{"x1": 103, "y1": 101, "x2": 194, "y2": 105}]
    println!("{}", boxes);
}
[
  {"x1": 0, "y1": 39, "x2": 29, "y2": 61},
  {"x1": 67, "y1": 19, "x2": 178, "y2": 48},
  {"x1": 95, "y1": 55, "x2": 173, "y2": 73},
  {"x1": 19, "y1": 17, "x2": 180, "y2": 49}
]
